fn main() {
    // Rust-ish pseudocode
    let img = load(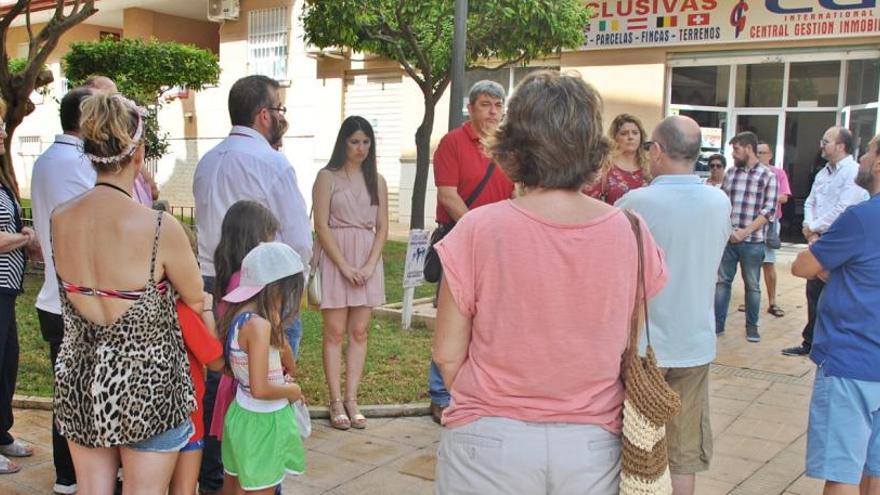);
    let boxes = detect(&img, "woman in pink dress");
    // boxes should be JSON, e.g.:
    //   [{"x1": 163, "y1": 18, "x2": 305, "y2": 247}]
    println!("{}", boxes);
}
[
  {"x1": 311, "y1": 116, "x2": 388, "y2": 430},
  {"x1": 583, "y1": 113, "x2": 651, "y2": 204}
]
